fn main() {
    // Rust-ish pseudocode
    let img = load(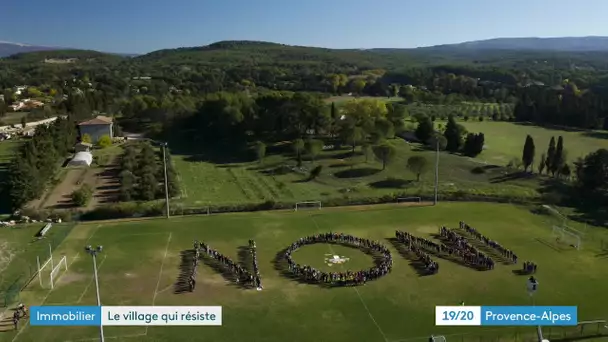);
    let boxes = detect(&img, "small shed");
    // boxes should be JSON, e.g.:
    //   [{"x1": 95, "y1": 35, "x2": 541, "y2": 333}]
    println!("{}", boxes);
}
[
  {"x1": 75, "y1": 142, "x2": 92, "y2": 152},
  {"x1": 68, "y1": 152, "x2": 93, "y2": 167}
]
